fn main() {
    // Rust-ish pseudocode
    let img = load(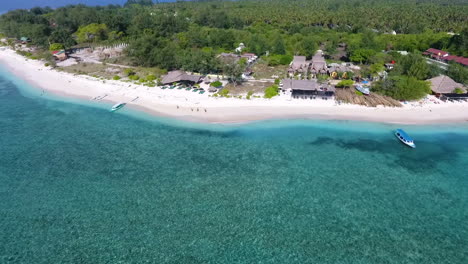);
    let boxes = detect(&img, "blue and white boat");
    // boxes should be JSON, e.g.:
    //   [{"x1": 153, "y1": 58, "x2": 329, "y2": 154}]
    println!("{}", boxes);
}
[
  {"x1": 110, "y1": 102, "x2": 126, "y2": 112},
  {"x1": 355, "y1": 84, "x2": 370, "y2": 95},
  {"x1": 395, "y1": 129, "x2": 416, "y2": 148}
]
